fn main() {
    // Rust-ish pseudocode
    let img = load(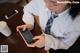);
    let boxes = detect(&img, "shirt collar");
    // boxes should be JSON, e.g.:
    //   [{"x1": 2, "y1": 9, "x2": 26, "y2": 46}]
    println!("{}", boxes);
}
[
  {"x1": 45, "y1": 7, "x2": 70, "y2": 17},
  {"x1": 58, "y1": 8, "x2": 70, "y2": 17}
]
